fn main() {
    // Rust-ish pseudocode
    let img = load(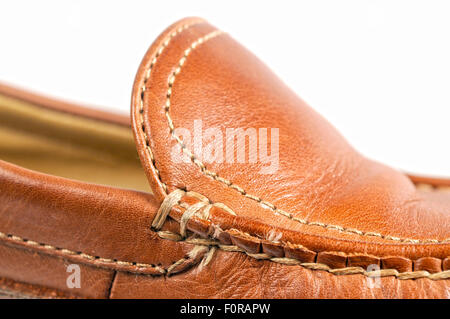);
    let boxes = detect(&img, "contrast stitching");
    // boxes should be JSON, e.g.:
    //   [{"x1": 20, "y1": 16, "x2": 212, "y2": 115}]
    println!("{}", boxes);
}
[
  {"x1": 0, "y1": 23, "x2": 447, "y2": 283},
  {"x1": 148, "y1": 28, "x2": 450, "y2": 244},
  {"x1": 0, "y1": 231, "x2": 207, "y2": 276},
  {"x1": 154, "y1": 189, "x2": 450, "y2": 278},
  {"x1": 152, "y1": 188, "x2": 235, "y2": 236},
  {"x1": 0, "y1": 231, "x2": 164, "y2": 273},
  {"x1": 138, "y1": 21, "x2": 204, "y2": 195},
  {"x1": 157, "y1": 231, "x2": 450, "y2": 280},
  {"x1": 152, "y1": 189, "x2": 186, "y2": 229},
  {"x1": 1, "y1": 228, "x2": 448, "y2": 280}
]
